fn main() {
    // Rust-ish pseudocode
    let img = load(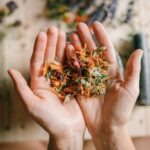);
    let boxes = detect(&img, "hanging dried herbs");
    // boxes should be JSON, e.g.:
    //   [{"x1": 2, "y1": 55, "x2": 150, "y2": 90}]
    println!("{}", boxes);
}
[{"x1": 42, "y1": 45, "x2": 110, "y2": 102}]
